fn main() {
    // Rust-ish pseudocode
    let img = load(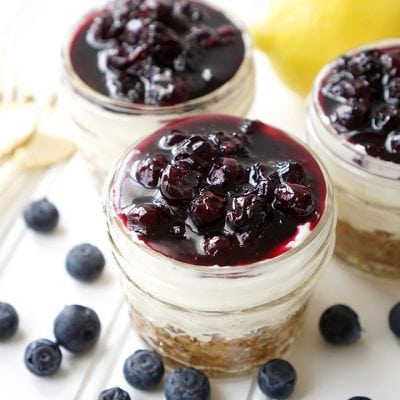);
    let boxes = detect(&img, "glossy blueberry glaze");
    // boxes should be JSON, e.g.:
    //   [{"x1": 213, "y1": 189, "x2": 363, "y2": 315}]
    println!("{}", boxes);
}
[
  {"x1": 69, "y1": 0, "x2": 244, "y2": 106},
  {"x1": 319, "y1": 45, "x2": 400, "y2": 163},
  {"x1": 114, "y1": 115, "x2": 327, "y2": 266}
]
